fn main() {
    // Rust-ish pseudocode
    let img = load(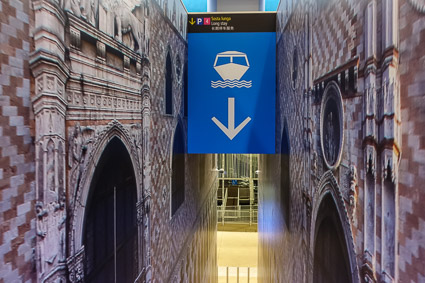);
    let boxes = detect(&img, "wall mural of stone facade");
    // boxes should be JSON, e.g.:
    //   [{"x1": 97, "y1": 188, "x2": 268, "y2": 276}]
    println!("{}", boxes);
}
[
  {"x1": 1, "y1": 0, "x2": 424, "y2": 282},
  {"x1": 259, "y1": 0, "x2": 425, "y2": 283},
  {"x1": 1, "y1": 0, "x2": 216, "y2": 282}
]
